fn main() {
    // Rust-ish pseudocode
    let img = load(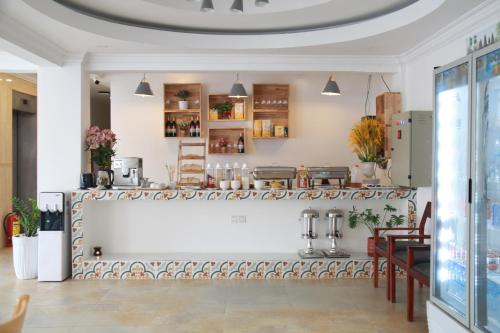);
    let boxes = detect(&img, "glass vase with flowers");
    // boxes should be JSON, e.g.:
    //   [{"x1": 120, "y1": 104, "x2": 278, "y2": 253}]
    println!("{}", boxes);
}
[{"x1": 84, "y1": 126, "x2": 117, "y2": 189}]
